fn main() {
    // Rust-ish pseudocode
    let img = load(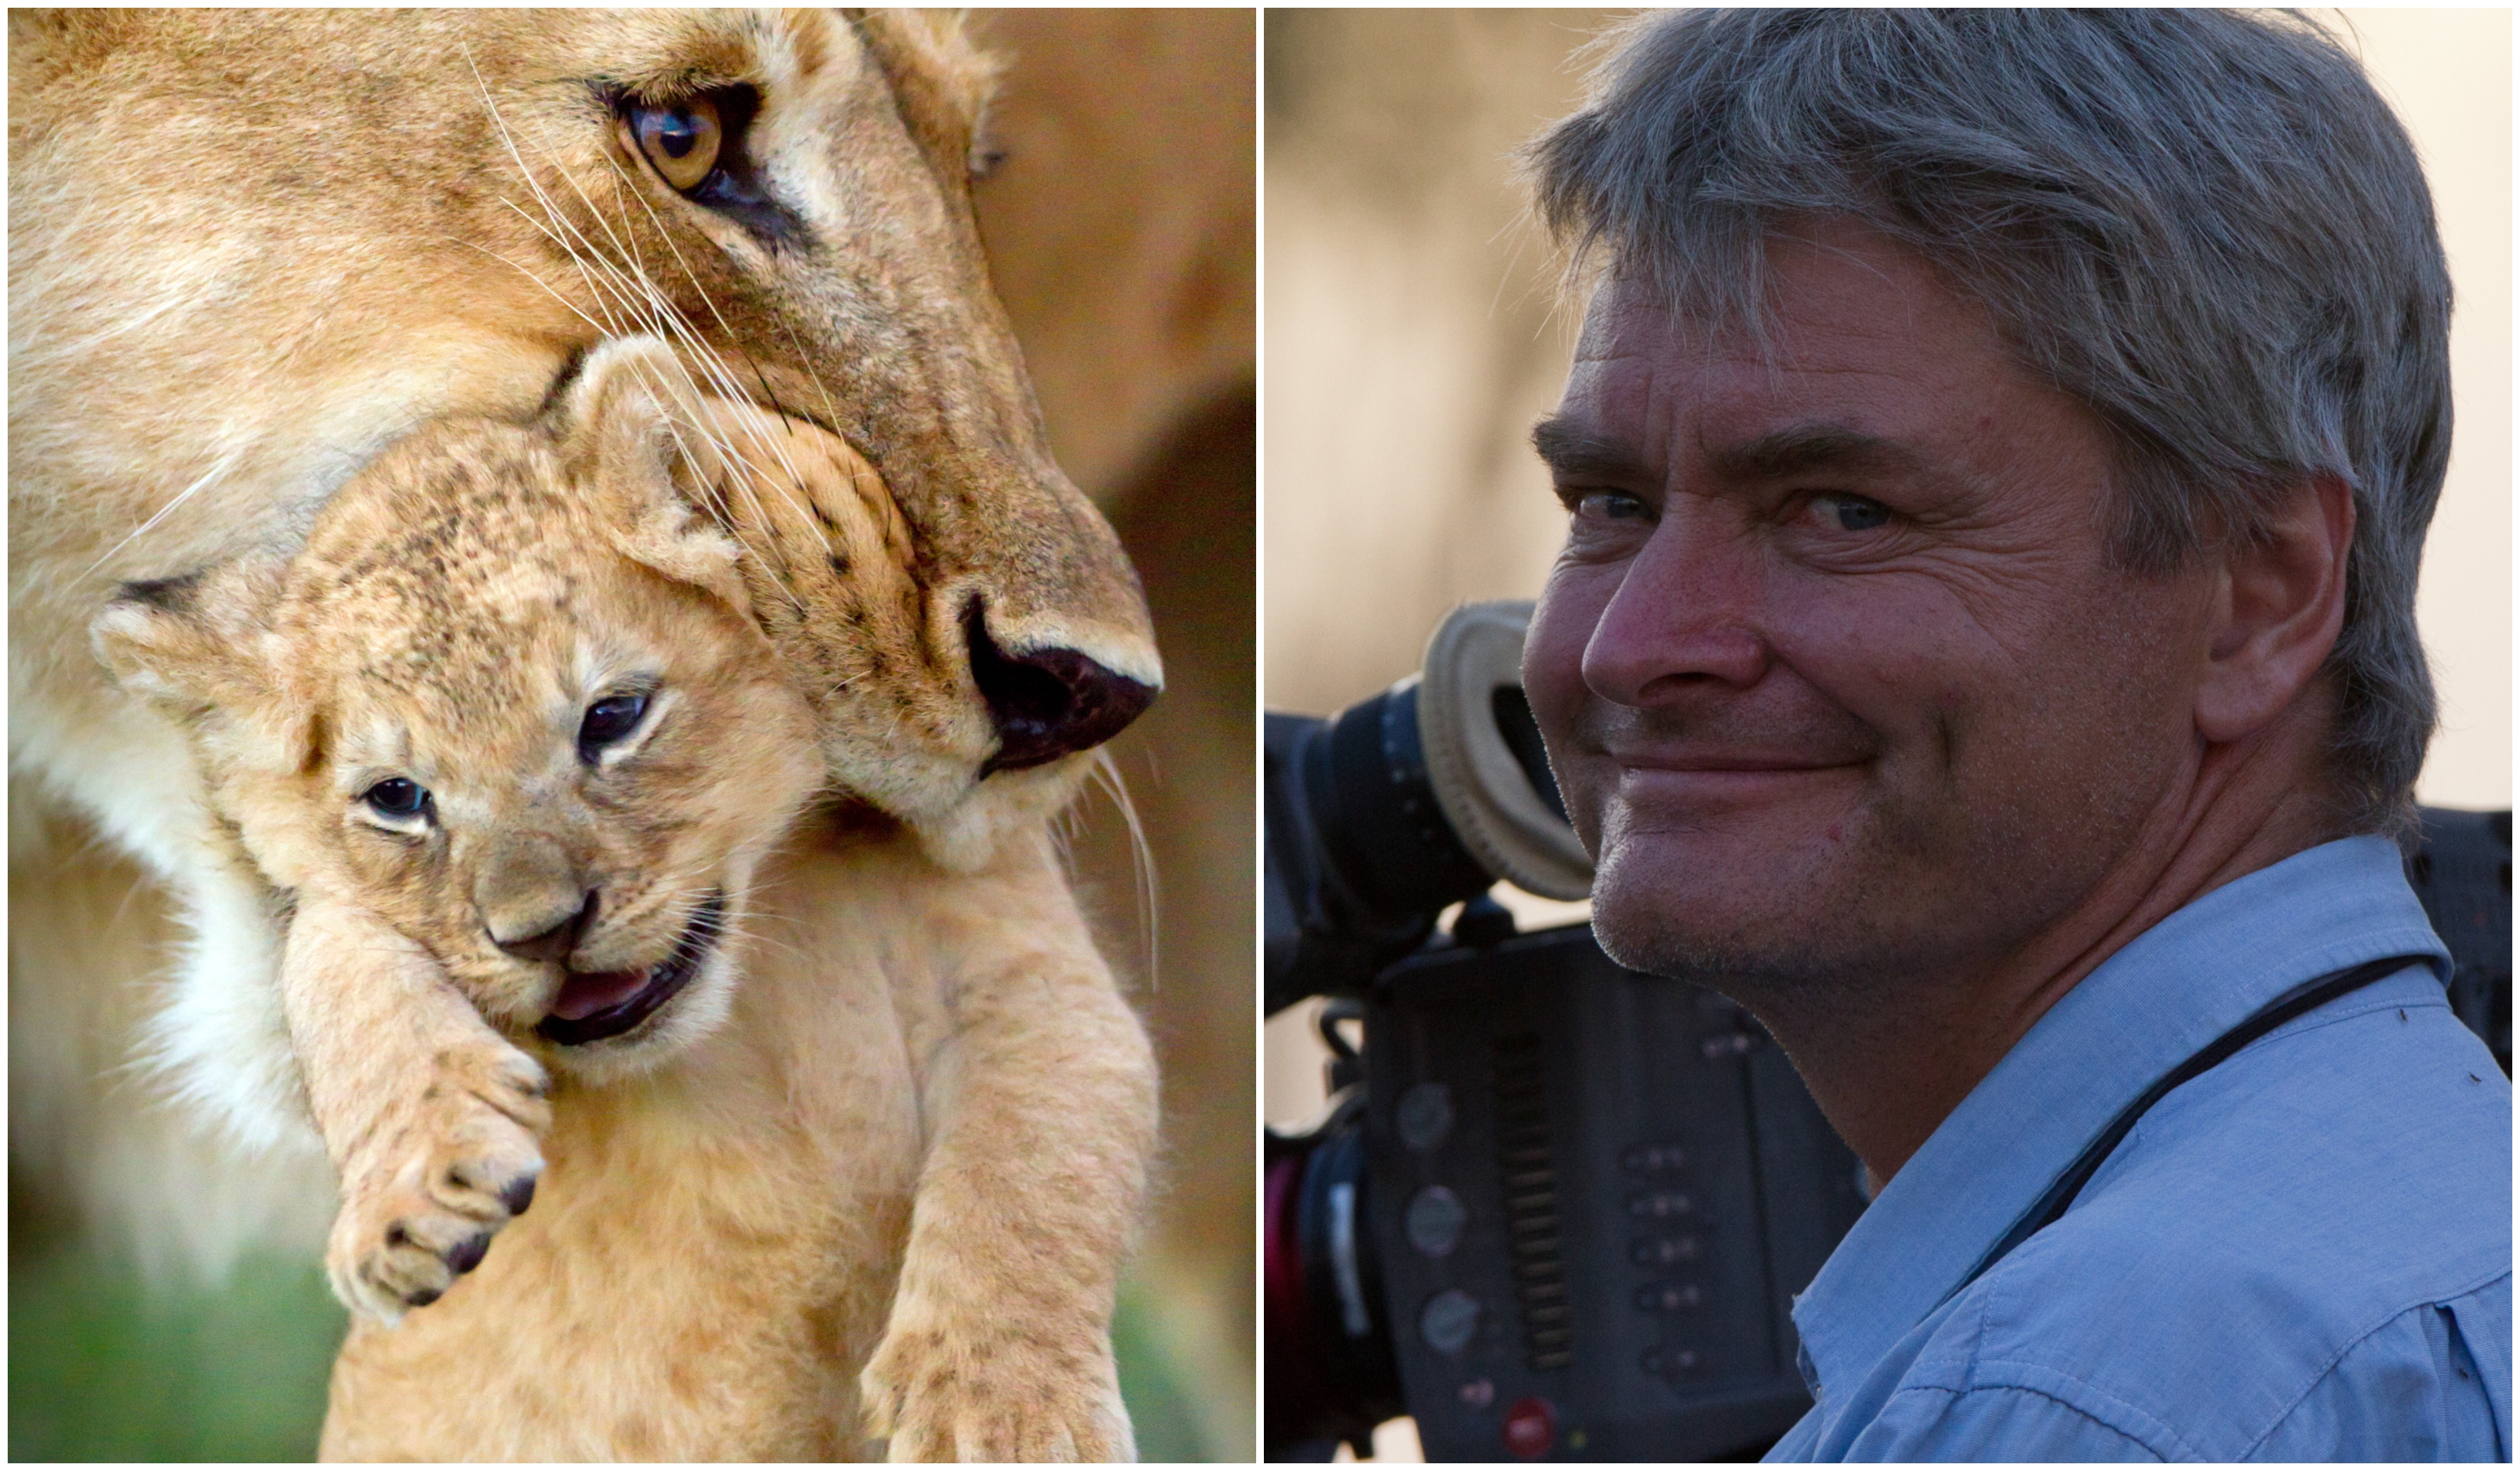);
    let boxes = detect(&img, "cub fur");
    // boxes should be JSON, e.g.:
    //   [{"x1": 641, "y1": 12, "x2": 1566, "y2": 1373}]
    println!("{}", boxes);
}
[{"x1": 94, "y1": 338, "x2": 1157, "y2": 1461}]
